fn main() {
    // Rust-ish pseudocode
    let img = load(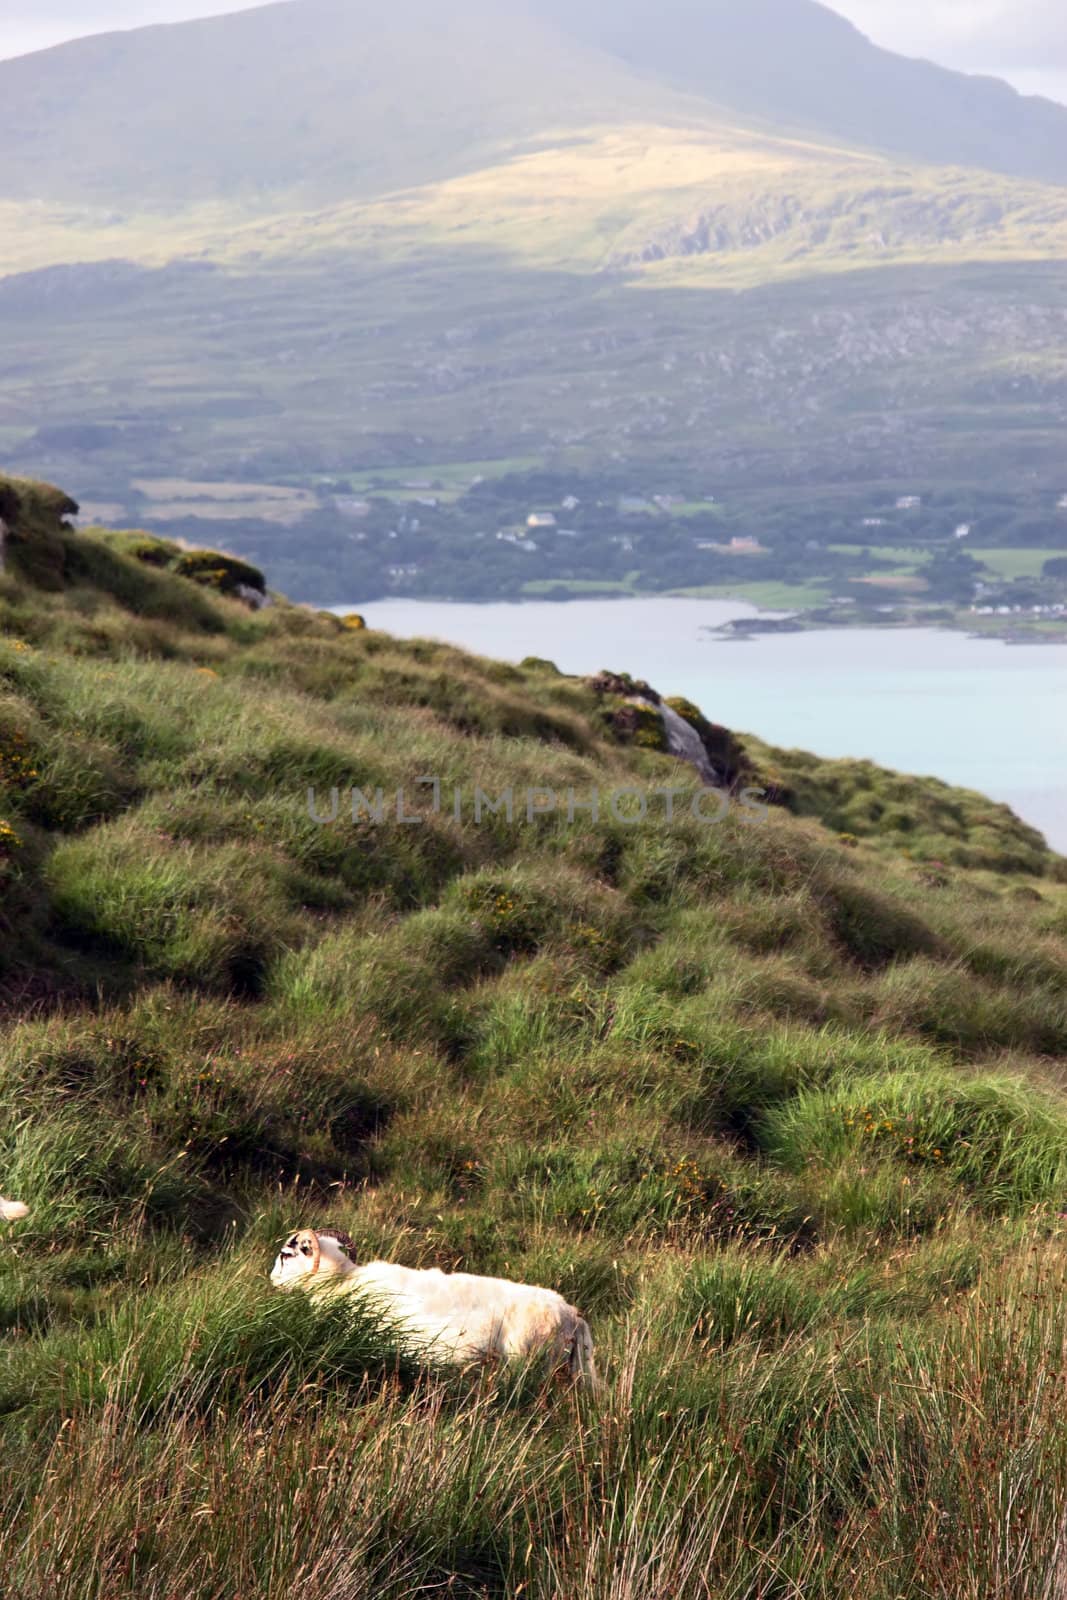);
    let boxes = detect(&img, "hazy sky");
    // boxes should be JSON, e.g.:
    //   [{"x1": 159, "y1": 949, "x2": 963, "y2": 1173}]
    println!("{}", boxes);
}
[{"x1": 1, "y1": 0, "x2": 1065, "y2": 104}]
